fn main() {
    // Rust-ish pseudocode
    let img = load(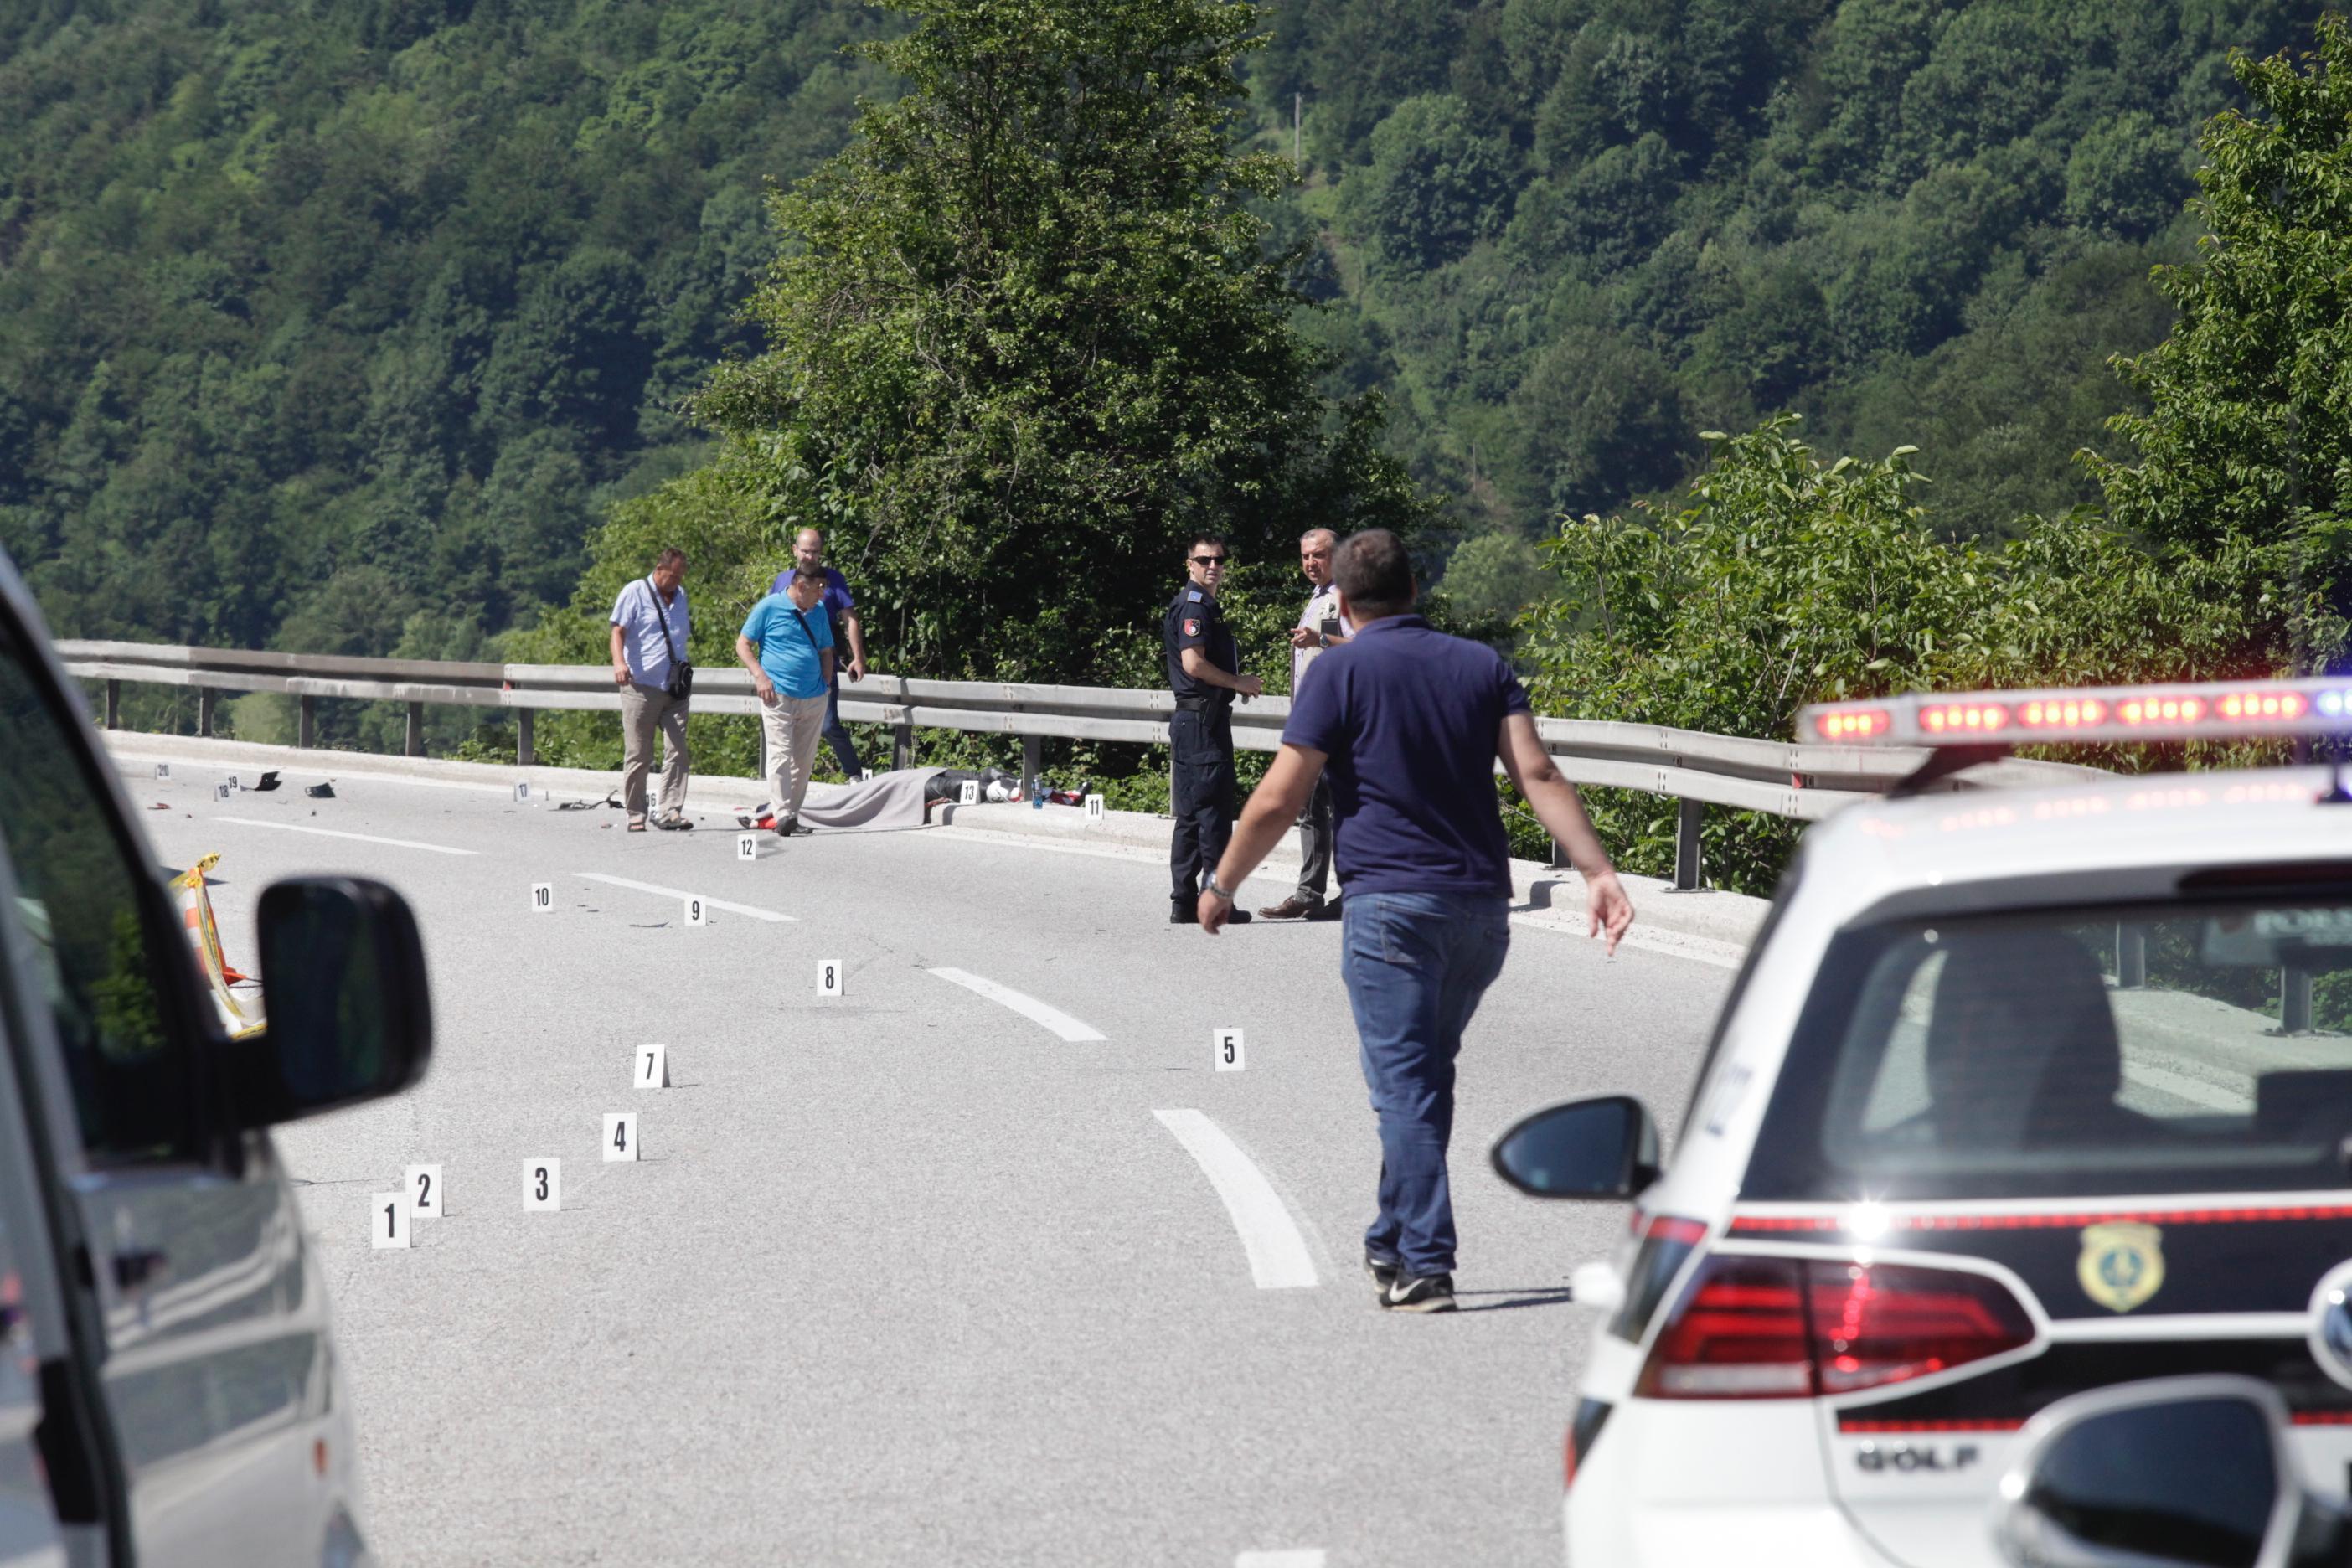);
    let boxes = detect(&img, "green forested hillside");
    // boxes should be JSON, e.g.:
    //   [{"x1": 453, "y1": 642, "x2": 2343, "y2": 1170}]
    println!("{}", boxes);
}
[
  {"x1": 0, "y1": 0, "x2": 890, "y2": 659},
  {"x1": 0, "y1": 0, "x2": 2333, "y2": 655},
  {"x1": 1254, "y1": 0, "x2": 2326, "y2": 614}
]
